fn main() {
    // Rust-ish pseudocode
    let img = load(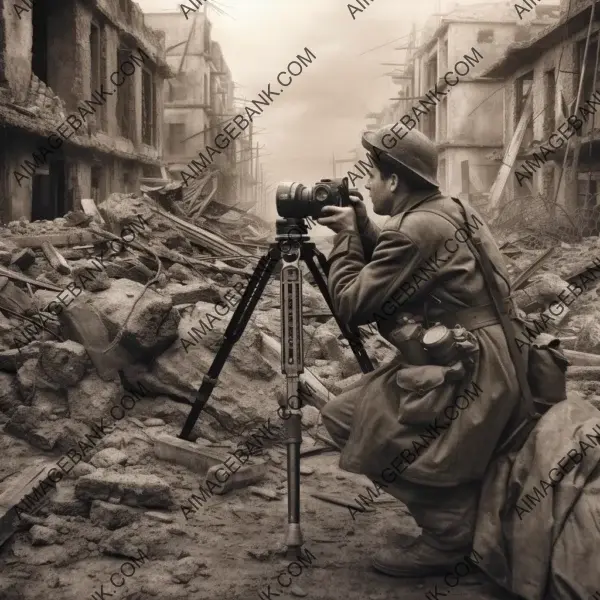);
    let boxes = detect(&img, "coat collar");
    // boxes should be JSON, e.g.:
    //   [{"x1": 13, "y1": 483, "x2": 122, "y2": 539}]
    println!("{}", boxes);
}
[{"x1": 388, "y1": 188, "x2": 442, "y2": 217}]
